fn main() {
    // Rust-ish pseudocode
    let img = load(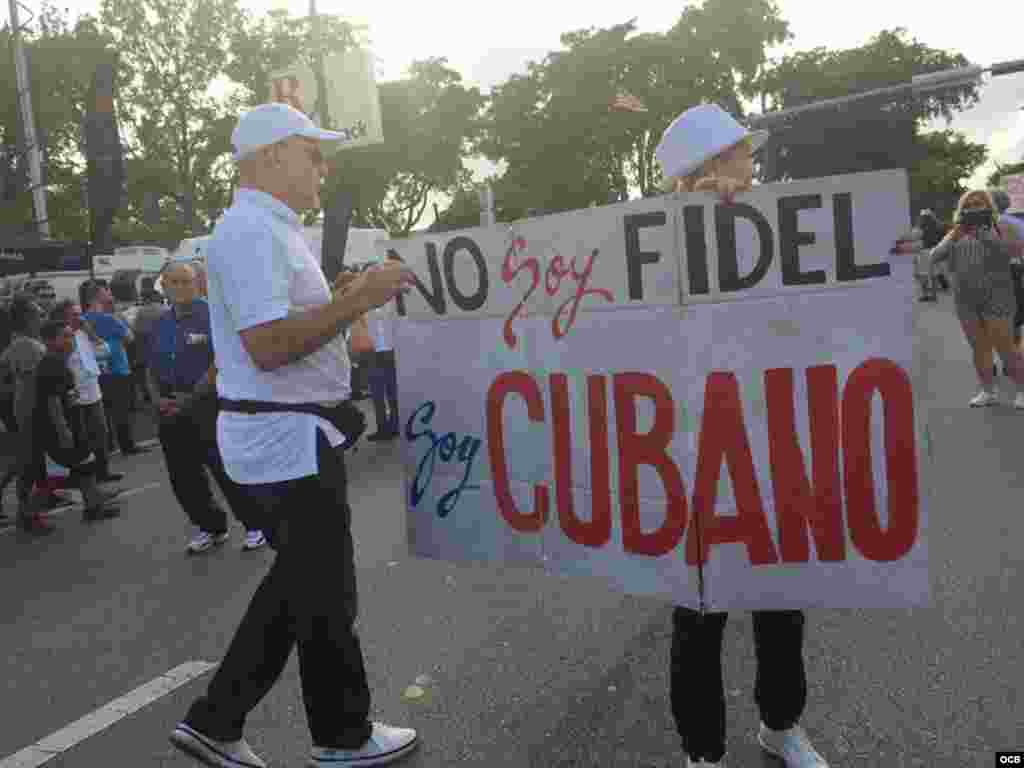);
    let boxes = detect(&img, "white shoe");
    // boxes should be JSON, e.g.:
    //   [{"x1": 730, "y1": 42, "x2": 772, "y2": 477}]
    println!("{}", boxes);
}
[
  {"x1": 309, "y1": 722, "x2": 419, "y2": 766},
  {"x1": 1014, "y1": 393, "x2": 1024, "y2": 410},
  {"x1": 757, "y1": 723, "x2": 829, "y2": 768},
  {"x1": 169, "y1": 722, "x2": 266, "y2": 768},
  {"x1": 187, "y1": 530, "x2": 230, "y2": 554},
  {"x1": 969, "y1": 390, "x2": 999, "y2": 407},
  {"x1": 685, "y1": 756, "x2": 725, "y2": 767},
  {"x1": 242, "y1": 530, "x2": 267, "y2": 551}
]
